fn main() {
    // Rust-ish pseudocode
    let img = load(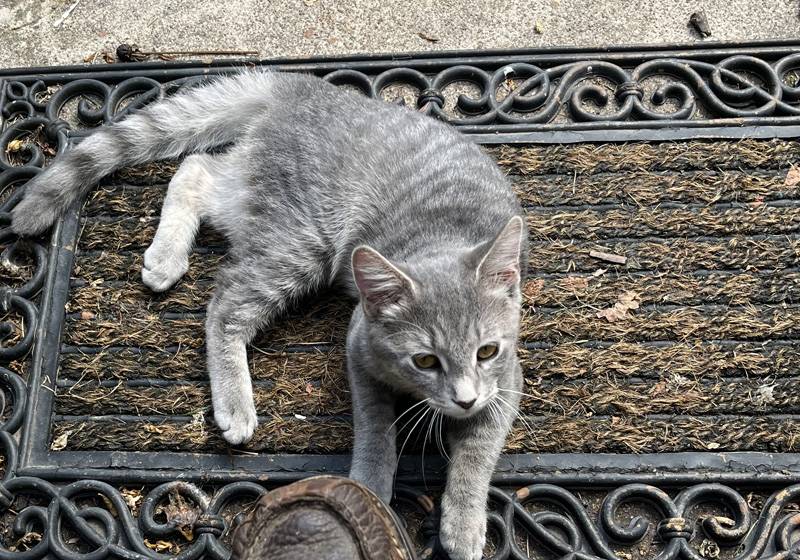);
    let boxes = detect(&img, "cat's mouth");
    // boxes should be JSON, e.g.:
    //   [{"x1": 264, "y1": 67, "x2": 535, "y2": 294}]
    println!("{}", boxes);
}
[{"x1": 436, "y1": 391, "x2": 495, "y2": 419}]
